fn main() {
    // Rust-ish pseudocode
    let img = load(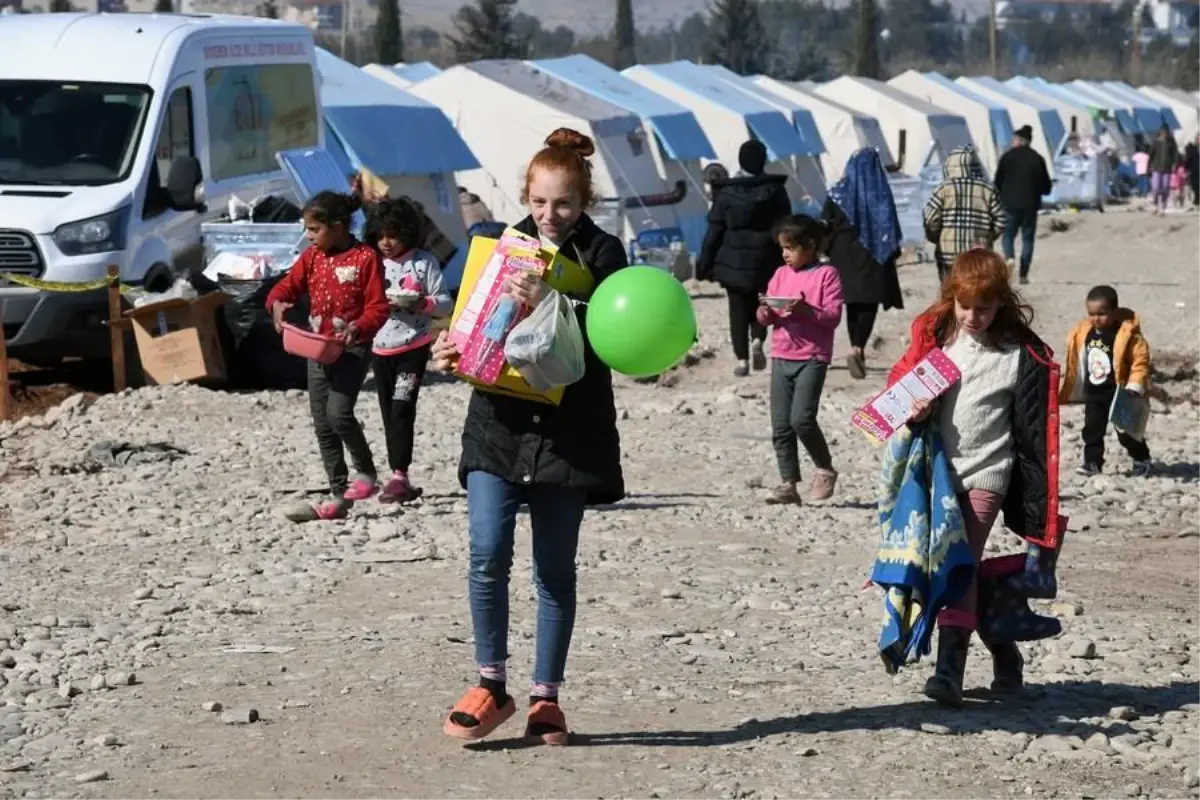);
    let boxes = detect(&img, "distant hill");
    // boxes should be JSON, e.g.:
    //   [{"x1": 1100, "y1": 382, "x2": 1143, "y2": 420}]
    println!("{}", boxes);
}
[
  {"x1": 401, "y1": 0, "x2": 991, "y2": 37},
  {"x1": 402, "y1": 0, "x2": 714, "y2": 36}
]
